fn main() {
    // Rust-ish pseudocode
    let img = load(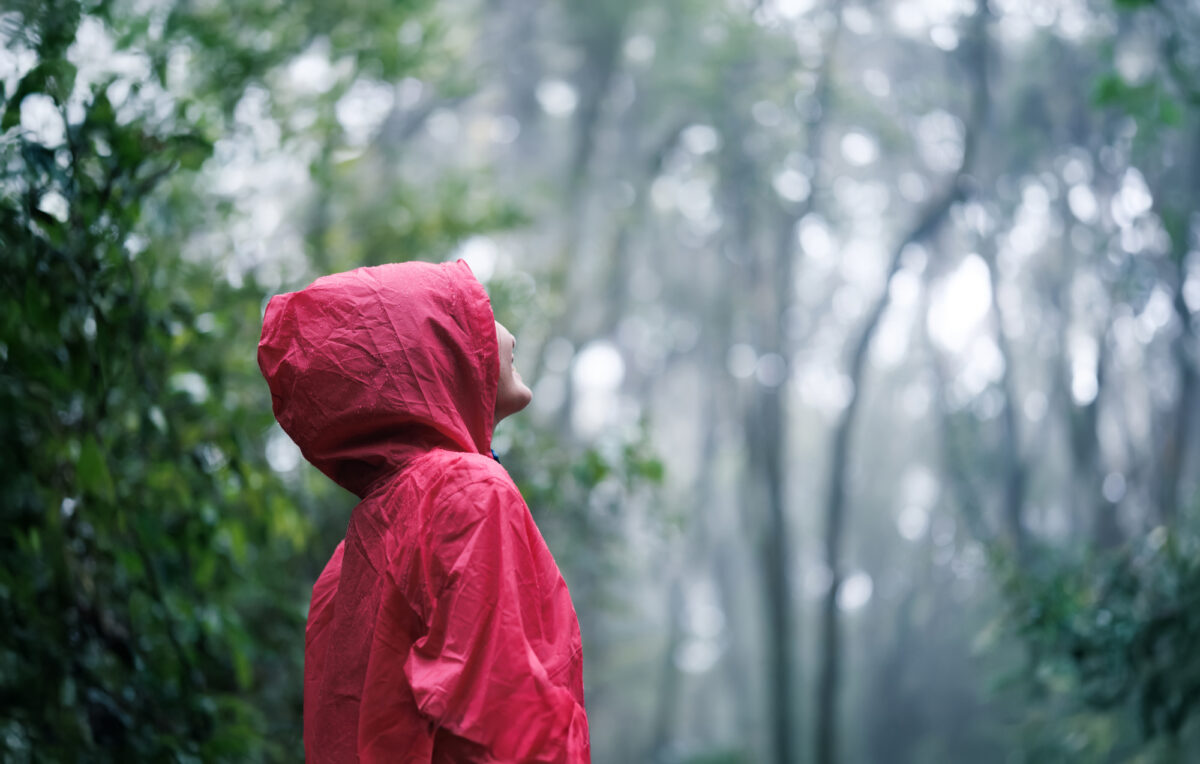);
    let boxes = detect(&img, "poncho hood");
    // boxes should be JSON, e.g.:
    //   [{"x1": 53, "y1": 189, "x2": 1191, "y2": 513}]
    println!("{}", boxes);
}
[{"x1": 257, "y1": 260, "x2": 499, "y2": 497}]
